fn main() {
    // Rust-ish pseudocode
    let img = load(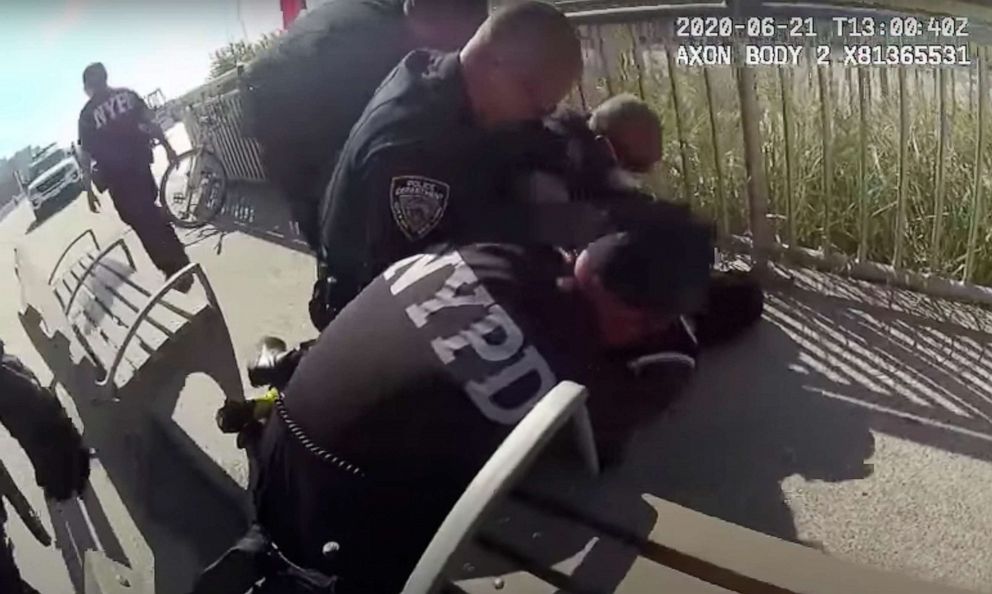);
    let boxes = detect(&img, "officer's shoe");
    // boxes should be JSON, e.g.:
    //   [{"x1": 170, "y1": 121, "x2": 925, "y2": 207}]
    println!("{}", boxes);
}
[{"x1": 247, "y1": 336, "x2": 299, "y2": 389}]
